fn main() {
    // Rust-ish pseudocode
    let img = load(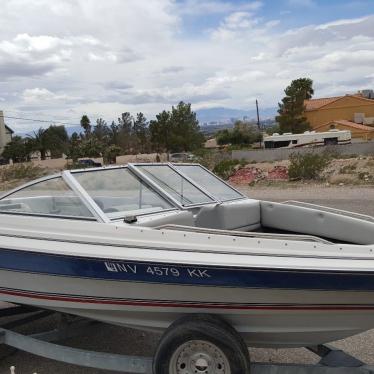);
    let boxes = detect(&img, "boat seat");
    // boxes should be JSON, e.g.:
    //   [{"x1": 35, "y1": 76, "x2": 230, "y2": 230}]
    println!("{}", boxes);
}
[
  {"x1": 134, "y1": 210, "x2": 195, "y2": 228},
  {"x1": 195, "y1": 199, "x2": 261, "y2": 231},
  {"x1": 260, "y1": 201, "x2": 374, "y2": 245}
]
